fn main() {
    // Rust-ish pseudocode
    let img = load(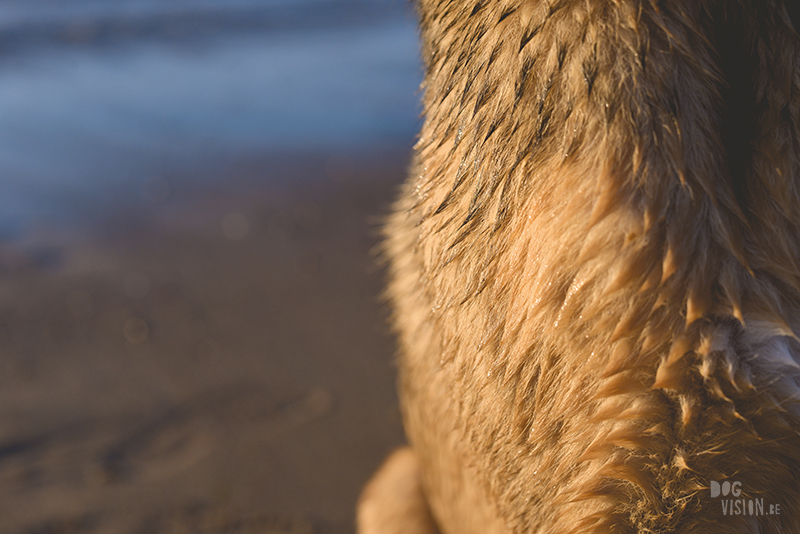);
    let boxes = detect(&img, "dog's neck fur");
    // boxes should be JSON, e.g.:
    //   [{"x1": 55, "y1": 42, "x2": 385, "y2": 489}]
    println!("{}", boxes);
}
[{"x1": 388, "y1": 1, "x2": 800, "y2": 532}]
